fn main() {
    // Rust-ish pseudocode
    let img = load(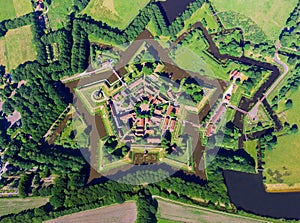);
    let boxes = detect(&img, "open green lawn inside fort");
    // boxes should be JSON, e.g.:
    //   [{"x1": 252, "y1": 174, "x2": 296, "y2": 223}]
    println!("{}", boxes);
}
[
  {"x1": 170, "y1": 30, "x2": 230, "y2": 80},
  {"x1": 211, "y1": 0, "x2": 298, "y2": 41},
  {"x1": 82, "y1": 0, "x2": 150, "y2": 29},
  {"x1": 55, "y1": 116, "x2": 89, "y2": 149},
  {"x1": 0, "y1": 0, "x2": 32, "y2": 21},
  {"x1": 0, "y1": 197, "x2": 49, "y2": 216},
  {"x1": 244, "y1": 104, "x2": 274, "y2": 134},
  {"x1": 0, "y1": 25, "x2": 36, "y2": 71}
]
